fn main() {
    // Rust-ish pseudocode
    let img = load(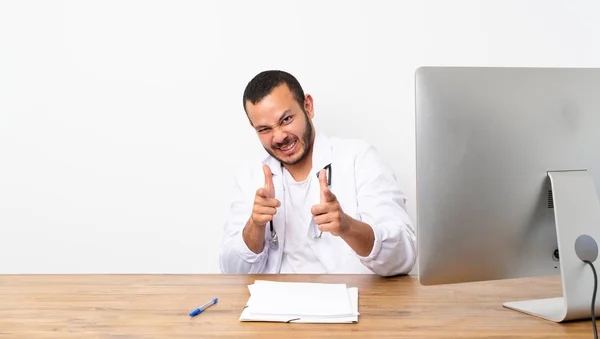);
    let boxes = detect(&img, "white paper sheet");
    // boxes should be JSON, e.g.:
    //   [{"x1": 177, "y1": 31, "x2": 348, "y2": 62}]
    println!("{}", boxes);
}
[{"x1": 239, "y1": 280, "x2": 359, "y2": 323}]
